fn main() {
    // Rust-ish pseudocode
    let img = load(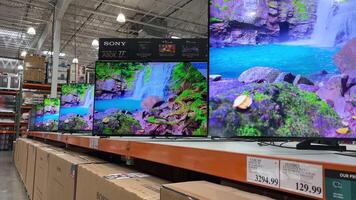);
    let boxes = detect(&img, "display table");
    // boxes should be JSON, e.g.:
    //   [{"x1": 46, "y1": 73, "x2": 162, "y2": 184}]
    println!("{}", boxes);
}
[{"x1": 24, "y1": 131, "x2": 356, "y2": 200}]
